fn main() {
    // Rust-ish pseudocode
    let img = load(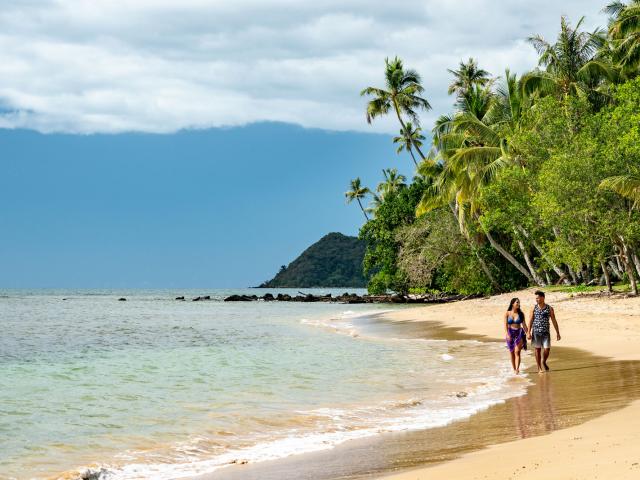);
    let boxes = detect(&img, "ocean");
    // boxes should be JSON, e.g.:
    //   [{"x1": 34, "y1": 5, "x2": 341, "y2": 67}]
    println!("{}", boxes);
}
[{"x1": 0, "y1": 289, "x2": 528, "y2": 480}]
